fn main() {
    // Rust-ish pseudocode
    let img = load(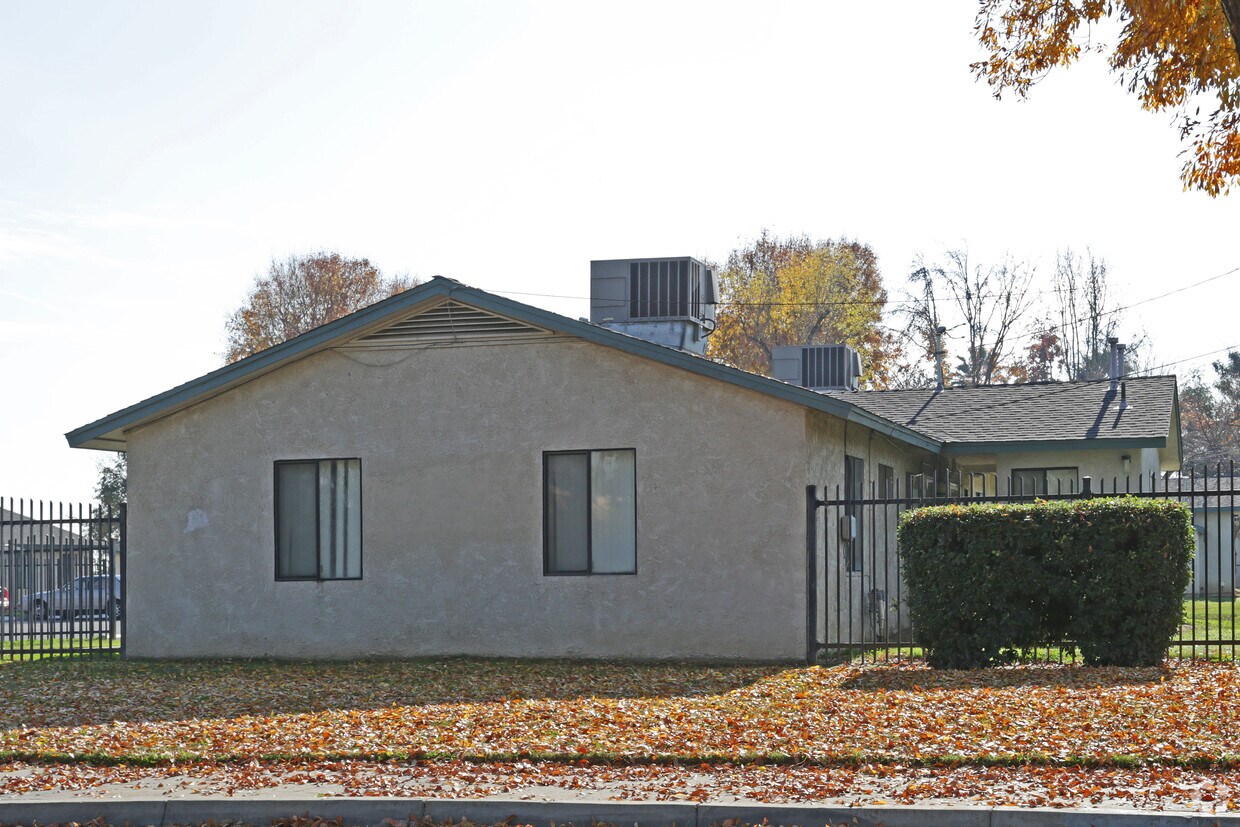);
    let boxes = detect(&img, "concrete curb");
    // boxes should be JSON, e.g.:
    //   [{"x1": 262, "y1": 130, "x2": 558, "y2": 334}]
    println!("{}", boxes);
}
[{"x1": 0, "y1": 797, "x2": 1238, "y2": 827}]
